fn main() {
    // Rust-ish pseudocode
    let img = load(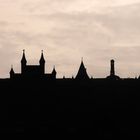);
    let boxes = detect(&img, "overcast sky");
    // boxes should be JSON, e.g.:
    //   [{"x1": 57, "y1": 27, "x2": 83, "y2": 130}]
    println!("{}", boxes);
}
[{"x1": 0, "y1": 0, "x2": 140, "y2": 78}]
